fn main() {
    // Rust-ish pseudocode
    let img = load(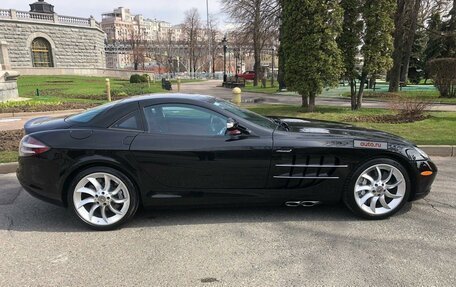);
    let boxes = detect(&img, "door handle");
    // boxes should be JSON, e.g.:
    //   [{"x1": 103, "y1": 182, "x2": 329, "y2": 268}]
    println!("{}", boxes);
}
[{"x1": 275, "y1": 148, "x2": 293, "y2": 153}]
